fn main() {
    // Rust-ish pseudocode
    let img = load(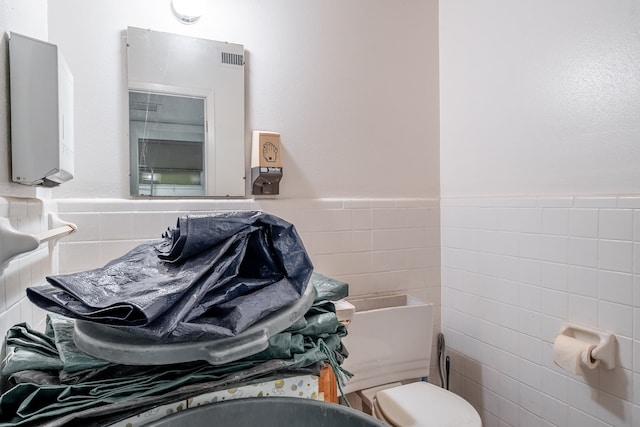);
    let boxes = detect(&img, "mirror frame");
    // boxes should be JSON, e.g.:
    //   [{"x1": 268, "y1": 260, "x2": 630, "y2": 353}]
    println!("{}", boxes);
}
[{"x1": 126, "y1": 27, "x2": 246, "y2": 197}]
